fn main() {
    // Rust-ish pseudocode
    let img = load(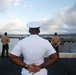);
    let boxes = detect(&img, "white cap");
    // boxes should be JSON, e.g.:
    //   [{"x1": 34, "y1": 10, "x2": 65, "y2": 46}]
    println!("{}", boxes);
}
[{"x1": 27, "y1": 21, "x2": 41, "y2": 28}]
